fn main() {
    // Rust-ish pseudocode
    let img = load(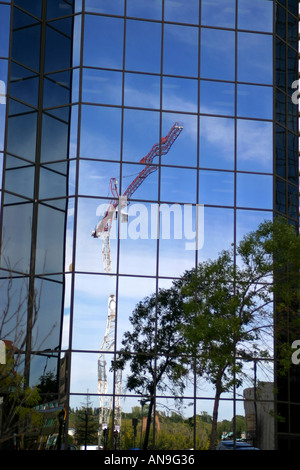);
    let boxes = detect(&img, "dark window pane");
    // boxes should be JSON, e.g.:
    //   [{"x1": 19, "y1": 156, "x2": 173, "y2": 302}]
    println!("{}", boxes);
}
[
  {"x1": 46, "y1": 0, "x2": 74, "y2": 19},
  {"x1": 288, "y1": 184, "x2": 298, "y2": 219},
  {"x1": 0, "y1": 201, "x2": 33, "y2": 273},
  {"x1": 39, "y1": 165, "x2": 68, "y2": 200},
  {"x1": 41, "y1": 114, "x2": 69, "y2": 162},
  {"x1": 10, "y1": 62, "x2": 39, "y2": 107},
  {"x1": 12, "y1": 24, "x2": 41, "y2": 72},
  {"x1": 6, "y1": 112, "x2": 37, "y2": 161},
  {"x1": 43, "y1": 71, "x2": 72, "y2": 109},
  {"x1": 276, "y1": 125, "x2": 286, "y2": 178},
  {"x1": 288, "y1": 131, "x2": 298, "y2": 183},
  {"x1": 45, "y1": 25, "x2": 72, "y2": 73},
  {"x1": 35, "y1": 204, "x2": 66, "y2": 274},
  {"x1": 276, "y1": 38, "x2": 286, "y2": 92},
  {"x1": 14, "y1": 0, "x2": 43, "y2": 18},
  {"x1": 5, "y1": 161, "x2": 35, "y2": 199},
  {"x1": 276, "y1": 178, "x2": 286, "y2": 213}
]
